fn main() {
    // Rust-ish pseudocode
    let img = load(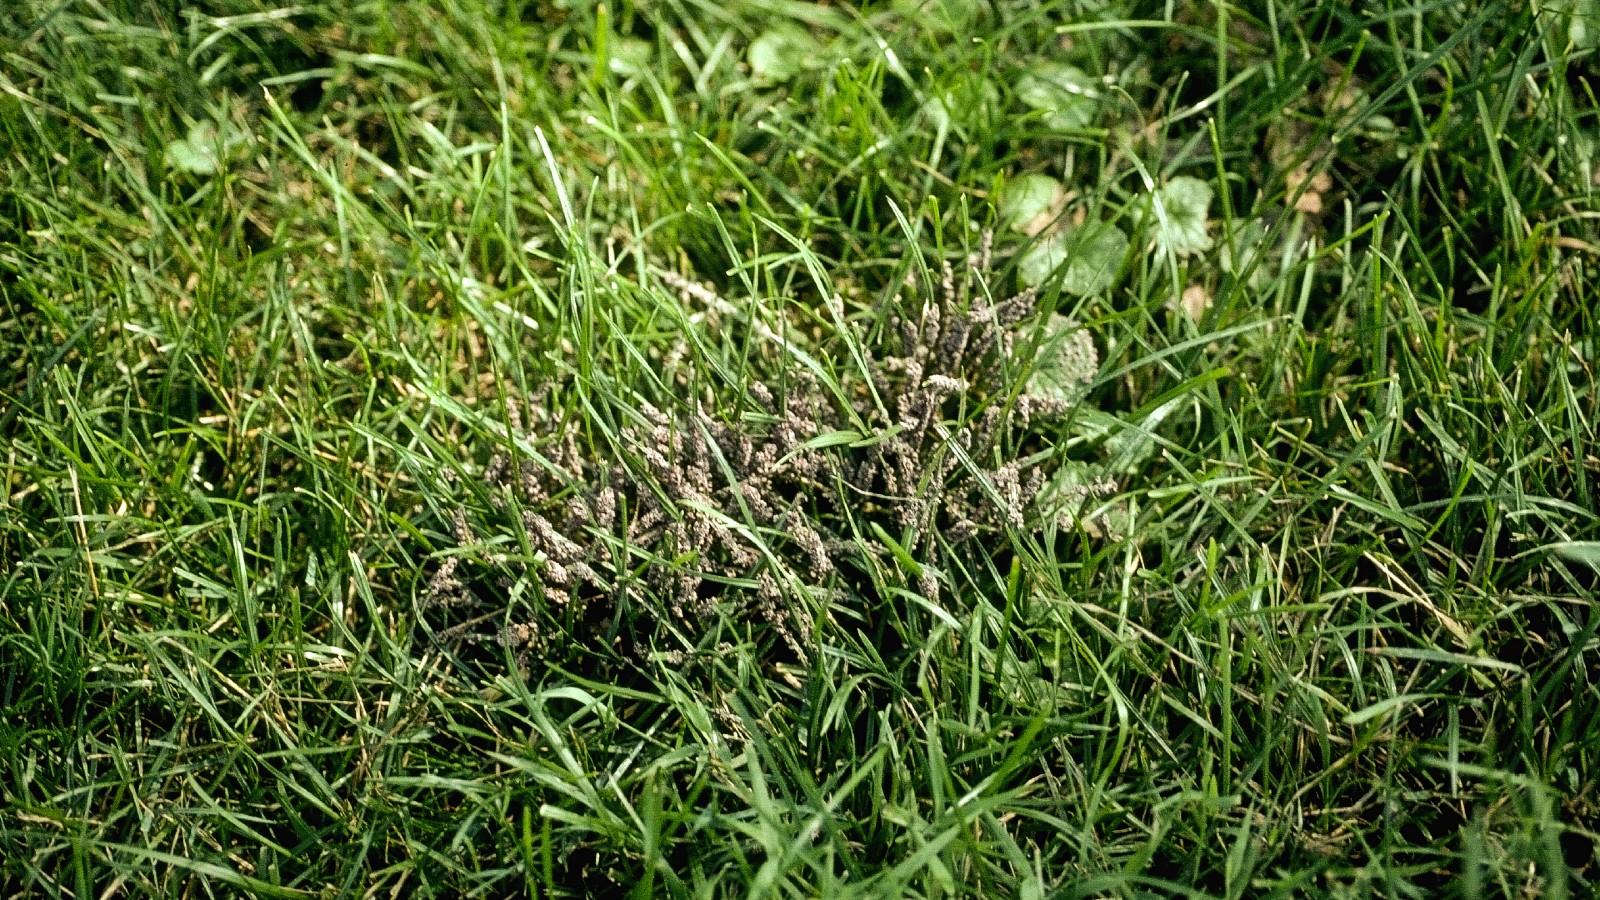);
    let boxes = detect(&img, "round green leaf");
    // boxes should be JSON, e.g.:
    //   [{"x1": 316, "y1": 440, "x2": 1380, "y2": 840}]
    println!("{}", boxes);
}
[
  {"x1": 1017, "y1": 234, "x2": 1068, "y2": 288},
  {"x1": 608, "y1": 37, "x2": 653, "y2": 78},
  {"x1": 1106, "y1": 396, "x2": 1183, "y2": 472},
  {"x1": 921, "y1": 78, "x2": 1000, "y2": 132},
  {"x1": 164, "y1": 121, "x2": 220, "y2": 175},
  {"x1": 999, "y1": 174, "x2": 1065, "y2": 235},
  {"x1": 1025, "y1": 314, "x2": 1098, "y2": 404},
  {"x1": 1037, "y1": 460, "x2": 1117, "y2": 529},
  {"x1": 1569, "y1": 0, "x2": 1600, "y2": 50},
  {"x1": 1016, "y1": 63, "x2": 1099, "y2": 131},
  {"x1": 896, "y1": 0, "x2": 982, "y2": 32},
  {"x1": 1017, "y1": 220, "x2": 1128, "y2": 296},
  {"x1": 749, "y1": 29, "x2": 819, "y2": 82},
  {"x1": 1152, "y1": 175, "x2": 1213, "y2": 256},
  {"x1": 1061, "y1": 221, "x2": 1128, "y2": 297},
  {"x1": 1220, "y1": 217, "x2": 1271, "y2": 288}
]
